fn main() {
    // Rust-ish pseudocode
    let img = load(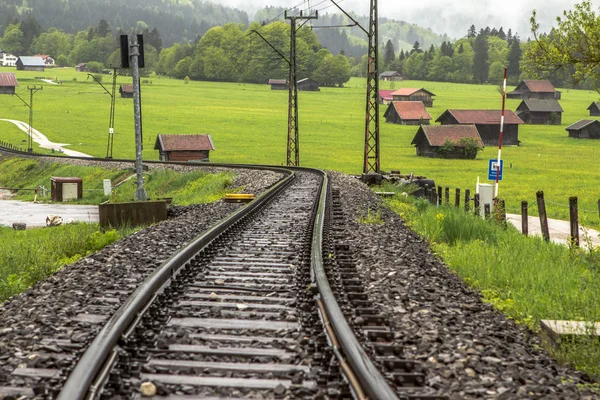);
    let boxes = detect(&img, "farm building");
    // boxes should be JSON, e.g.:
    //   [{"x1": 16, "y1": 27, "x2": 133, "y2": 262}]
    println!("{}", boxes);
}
[
  {"x1": 0, "y1": 72, "x2": 18, "y2": 95},
  {"x1": 379, "y1": 71, "x2": 403, "y2": 81},
  {"x1": 0, "y1": 50, "x2": 17, "y2": 67},
  {"x1": 75, "y1": 63, "x2": 87, "y2": 72},
  {"x1": 378, "y1": 90, "x2": 395, "y2": 104},
  {"x1": 16, "y1": 56, "x2": 45, "y2": 71},
  {"x1": 507, "y1": 80, "x2": 561, "y2": 100},
  {"x1": 268, "y1": 79, "x2": 288, "y2": 90},
  {"x1": 154, "y1": 134, "x2": 215, "y2": 162},
  {"x1": 35, "y1": 55, "x2": 55, "y2": 66},
  {"x1": 587, "y1": 102, "x2": 600, "y2": 116},
  {"x1": 516, "y1": 99, "x2": 563, "y2": 125},
  {"x1": 391, "y1": 88, "x2": 436, "y2": 107},
  {"x1": 384, "y1": 101, "x2": 432, "y2": 125},
  {"x1": 120, "y1": 84, "x2": 133, "y2": 98},
  {"x1": 565, "y1": 120, "x2": 600, "y2": 139},
  {"x1": 411, "y1": 125, "x2": 483, "y2": 159},
  {"x1": 436, "y1": 109, "x2": 524, "y2": 146},
  {"x1": 297, "y1": 78, "x2": 320, "y2": 91}
]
